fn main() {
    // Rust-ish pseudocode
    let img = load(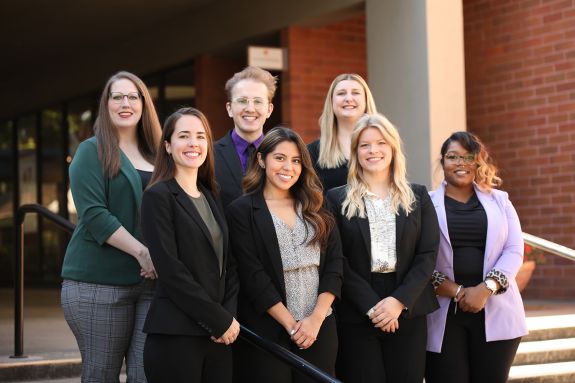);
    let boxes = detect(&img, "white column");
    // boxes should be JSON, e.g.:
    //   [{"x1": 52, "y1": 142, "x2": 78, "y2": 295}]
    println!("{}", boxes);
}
[{"x1": 366, "y1": 0, "x2": 466, "y2": 188}]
